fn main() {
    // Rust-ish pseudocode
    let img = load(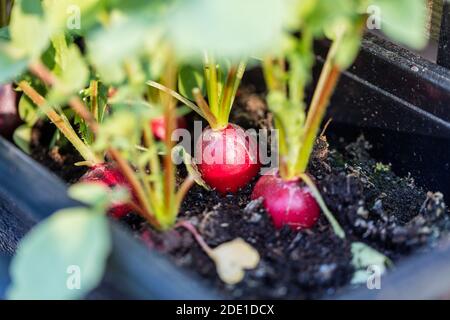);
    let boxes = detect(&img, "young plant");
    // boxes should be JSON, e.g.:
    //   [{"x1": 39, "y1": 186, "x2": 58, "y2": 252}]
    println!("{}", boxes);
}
[
  {"x1": 94, "y1": 63, "x2": 195, "y2": 230},
  {"x1": 148, "y1": 55, "x2": 260, "y2": 194},
  {"x1": 253, "y1": 0, "x2": 428, "y2": 236}
]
